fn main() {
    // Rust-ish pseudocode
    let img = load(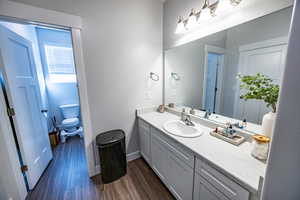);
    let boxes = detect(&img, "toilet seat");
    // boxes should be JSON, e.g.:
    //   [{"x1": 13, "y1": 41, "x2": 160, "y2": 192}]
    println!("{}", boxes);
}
[{"x1": 62, "y1": 117, "x2": 79, "y2": 127}]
